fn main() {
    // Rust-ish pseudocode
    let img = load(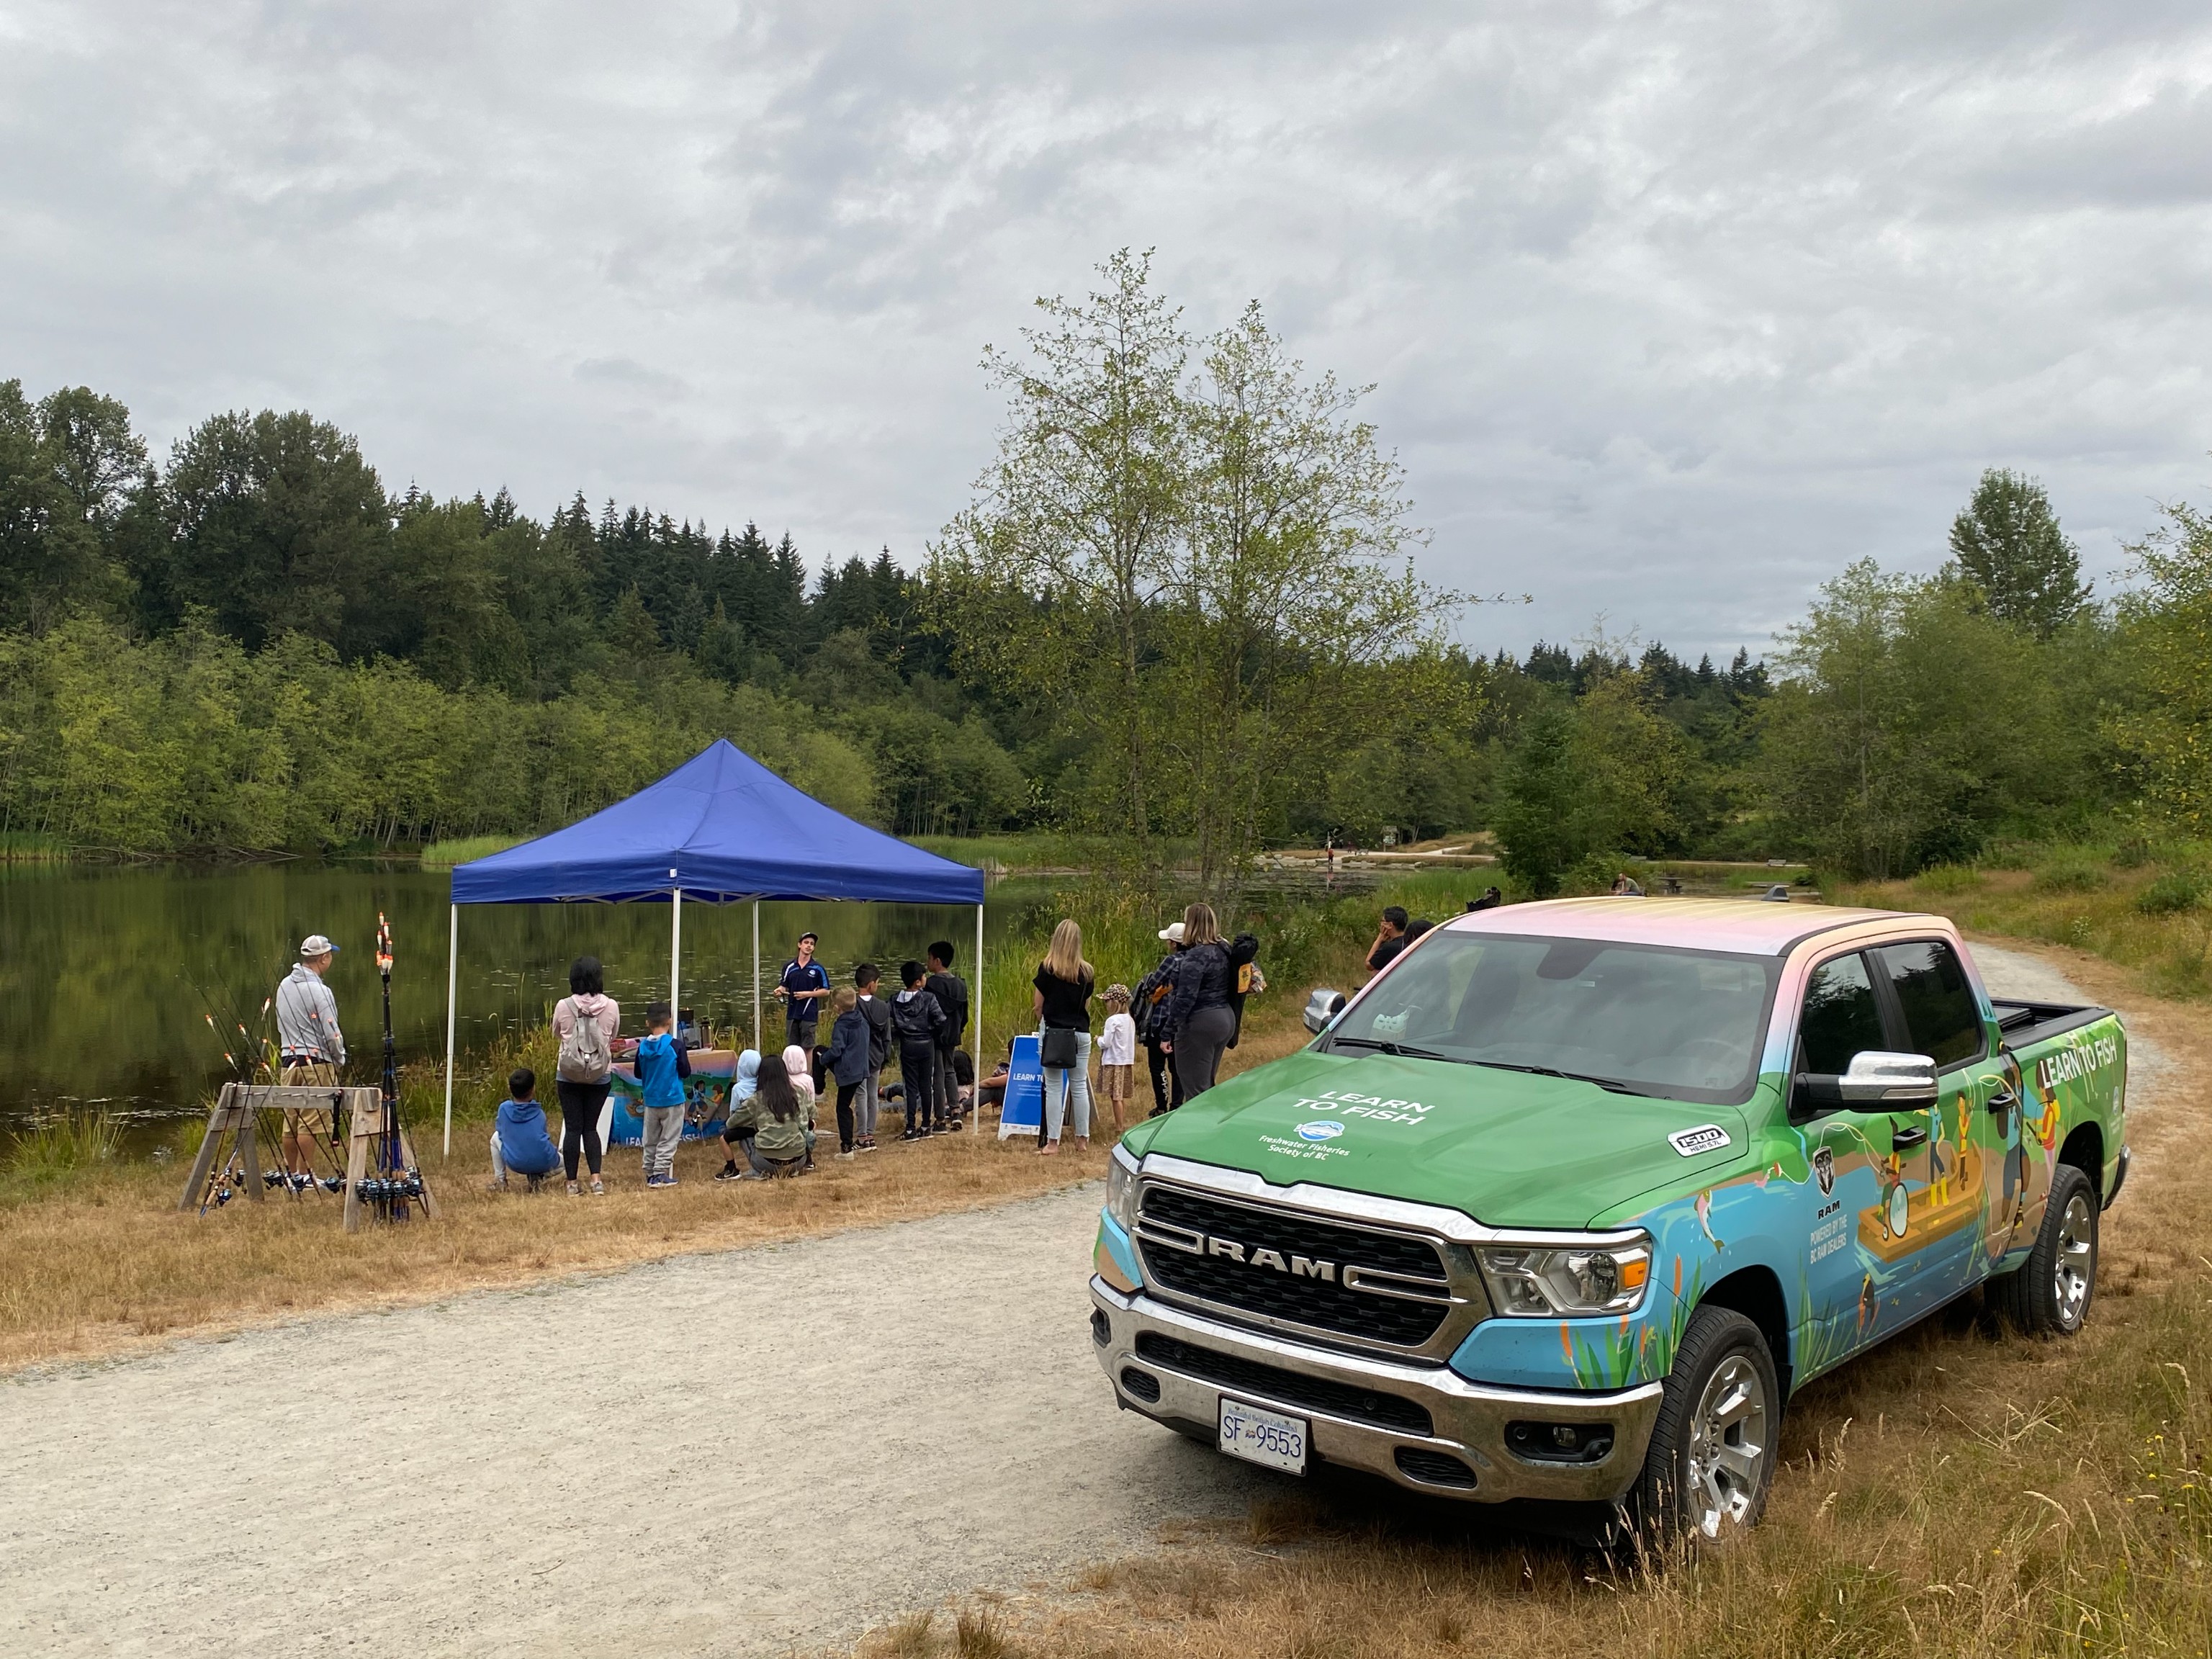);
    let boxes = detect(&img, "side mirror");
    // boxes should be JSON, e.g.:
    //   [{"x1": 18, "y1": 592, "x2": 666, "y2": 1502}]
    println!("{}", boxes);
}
[
  {"x1": 1793, "y1": 1051, "x2": 1940, "y2": 1116},
  {"x1": 1303, "y1": 989, "x2": 1347, "y2": 1035}
]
